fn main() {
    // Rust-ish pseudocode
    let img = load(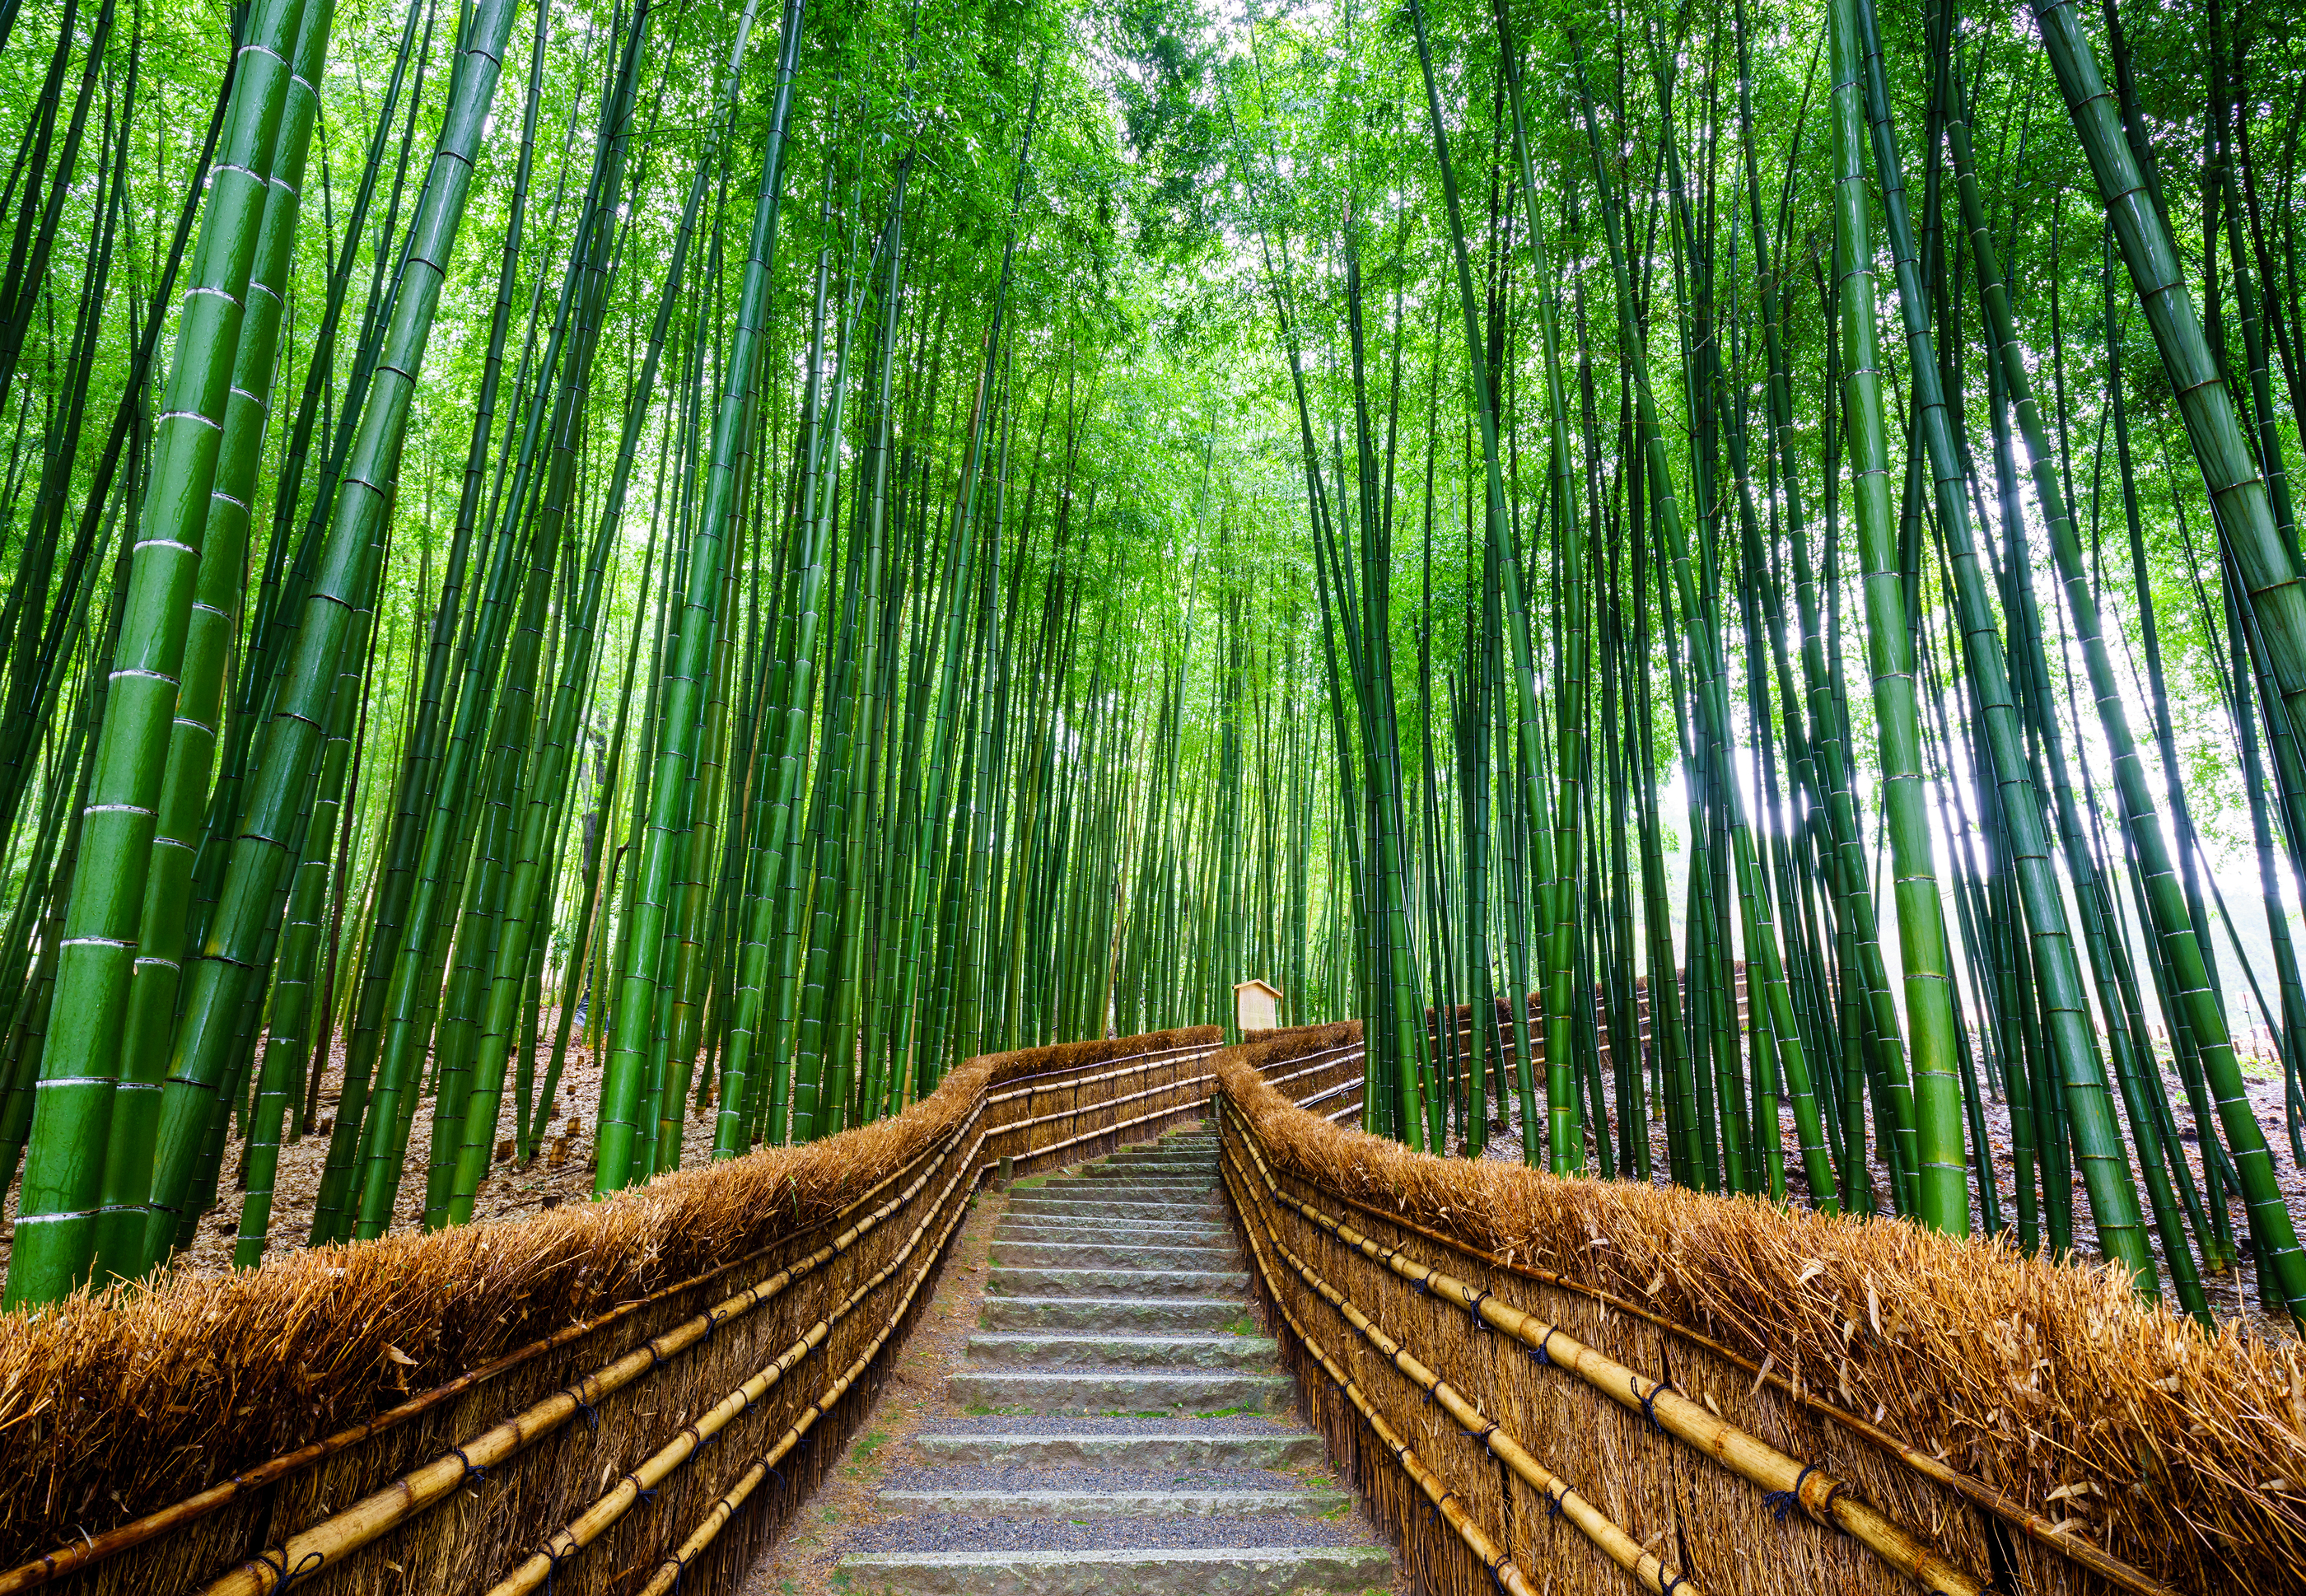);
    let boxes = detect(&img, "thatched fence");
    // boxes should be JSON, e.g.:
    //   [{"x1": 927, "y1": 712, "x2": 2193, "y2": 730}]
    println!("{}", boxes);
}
[
  {"x1": 0, "y1": 1026, "x2": 1221, "y2": 1596},
  {"x1": 1221, "y1": 1022, "x2": 2303, "y2": 1596}
]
